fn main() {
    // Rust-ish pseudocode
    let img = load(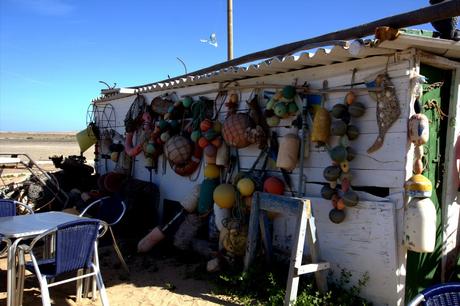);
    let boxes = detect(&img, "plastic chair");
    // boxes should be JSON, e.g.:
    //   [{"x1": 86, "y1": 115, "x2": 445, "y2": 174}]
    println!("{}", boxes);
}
[
  {"x1": 0, "y1": 199, "x2": 34, "y2": 217},
  {"x1": 79, "y1": 196, "x2": 129, "y2": 273},
  {"x1": 407, "y1": 282, "x2": 460, "y2": 306},
  {"x1": 16, "y1": 219, "x2": 109, "y2": 306},
  {"x1": 0, "y1": 199, "x2": 33, "y2": 256}
]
